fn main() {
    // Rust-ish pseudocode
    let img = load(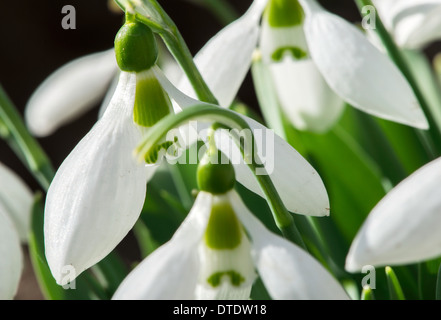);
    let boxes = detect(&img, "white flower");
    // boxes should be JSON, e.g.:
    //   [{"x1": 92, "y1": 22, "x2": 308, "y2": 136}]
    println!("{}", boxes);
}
[
  {"x1": 178, "y1": 0, "x2": 428, "y2": 132},
  {"x1": 24, "y1": 46, "x2": 183, "y2": 137},
  {"x1": 0, "y1": 162, "x2": 33, "y2": 242},
  {"x1": 155, "y1": 67, "x2": 330, "y2": 217},
  {"x1": 44, "y1": 71, "x2": 153, "y2": 284},
  {"x1": 25, "y1": 49, "x2": 118, "y2": 137},
  {"x1": 373, "y1": 0, "x2": 441, "y2": 49},
  {"x1": 345, "y1": 156, "x2": 441, "y2": 272},
  {"x1": 112, "y1": 190, "x2": 349, "y2": 300},
  {"x1": 0, "y1": 162, "x2": 33, "y2": 299},
  {"x1": 0, "y1": 209, "x2": 23, "y2": 300}
]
